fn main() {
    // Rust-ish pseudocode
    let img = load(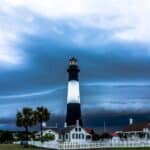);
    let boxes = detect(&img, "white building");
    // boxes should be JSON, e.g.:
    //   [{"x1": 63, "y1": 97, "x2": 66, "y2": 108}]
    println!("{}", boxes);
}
[
  {"x1": 59, "y1": 124, "x2": 92, "y2": 143},
  {"x1": 118, "y1": 121, "x2": 150, "y2": 140},
  {"x1": 36, "y1": 121, "x2": 92, "y2": 143},
  {"x1": 35, "y1": 127, "x2": 59, "y2": 141}
]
